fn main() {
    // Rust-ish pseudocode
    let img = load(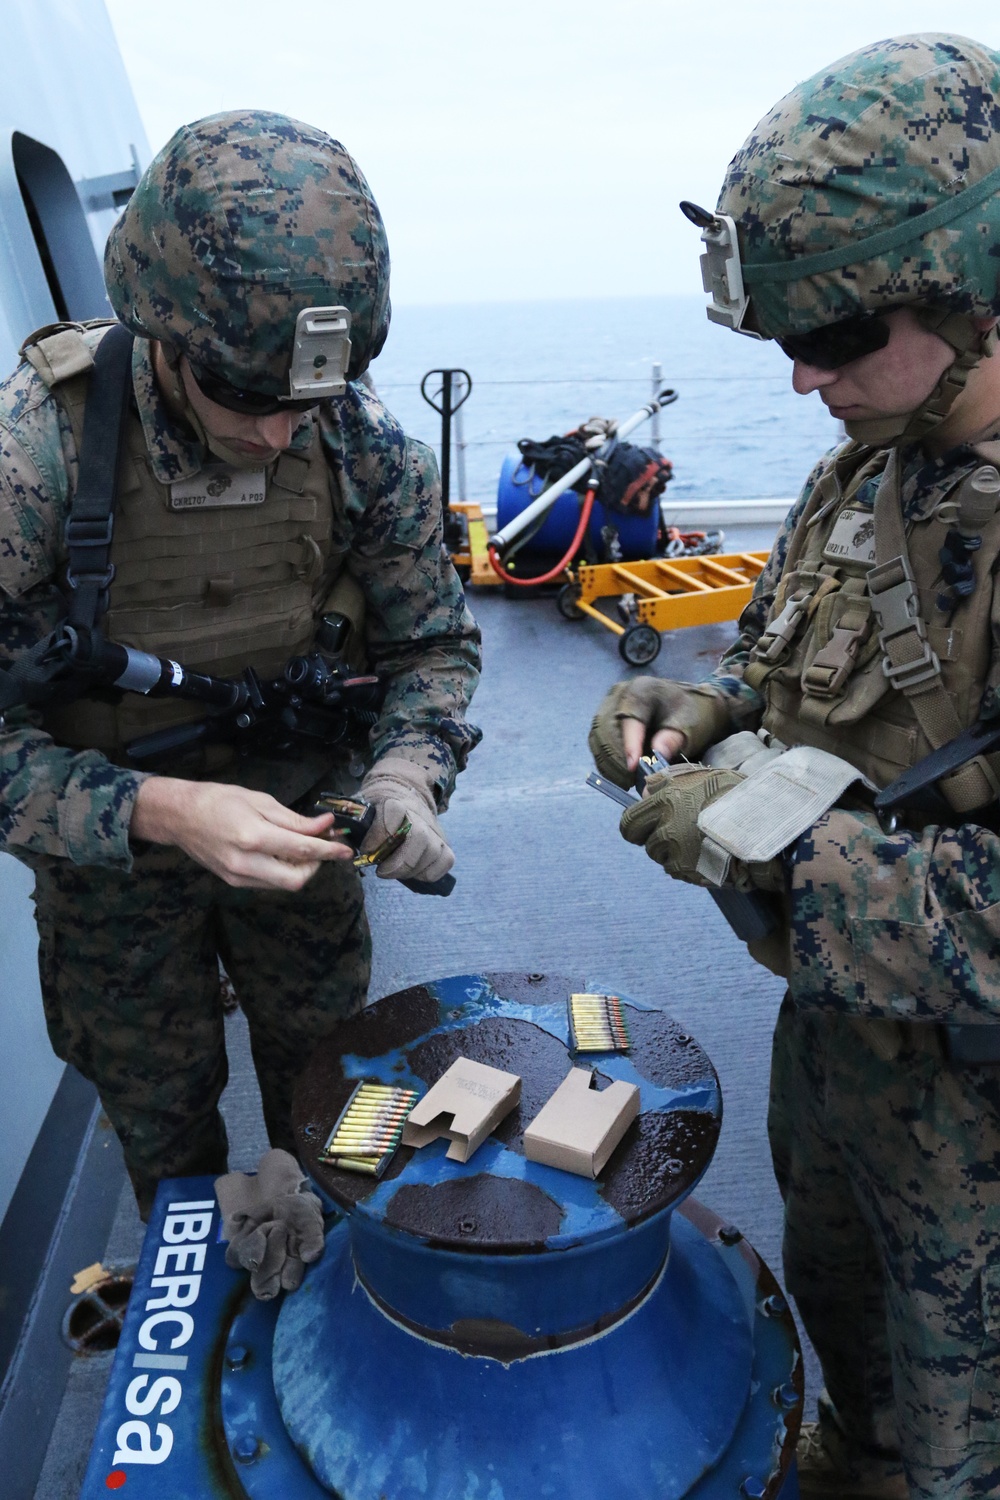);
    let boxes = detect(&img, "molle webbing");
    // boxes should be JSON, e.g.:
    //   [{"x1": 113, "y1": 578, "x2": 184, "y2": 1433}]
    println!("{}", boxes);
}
[
  {"x1": 756, "y1": 447, "x2": 1000, "y2": 808},
  {"x1": 867, "y1": 451, "x2": 1000, "y2": 814},
  {"x1": 22, "y1": 323, "x2": 338, "y2": 758}
]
